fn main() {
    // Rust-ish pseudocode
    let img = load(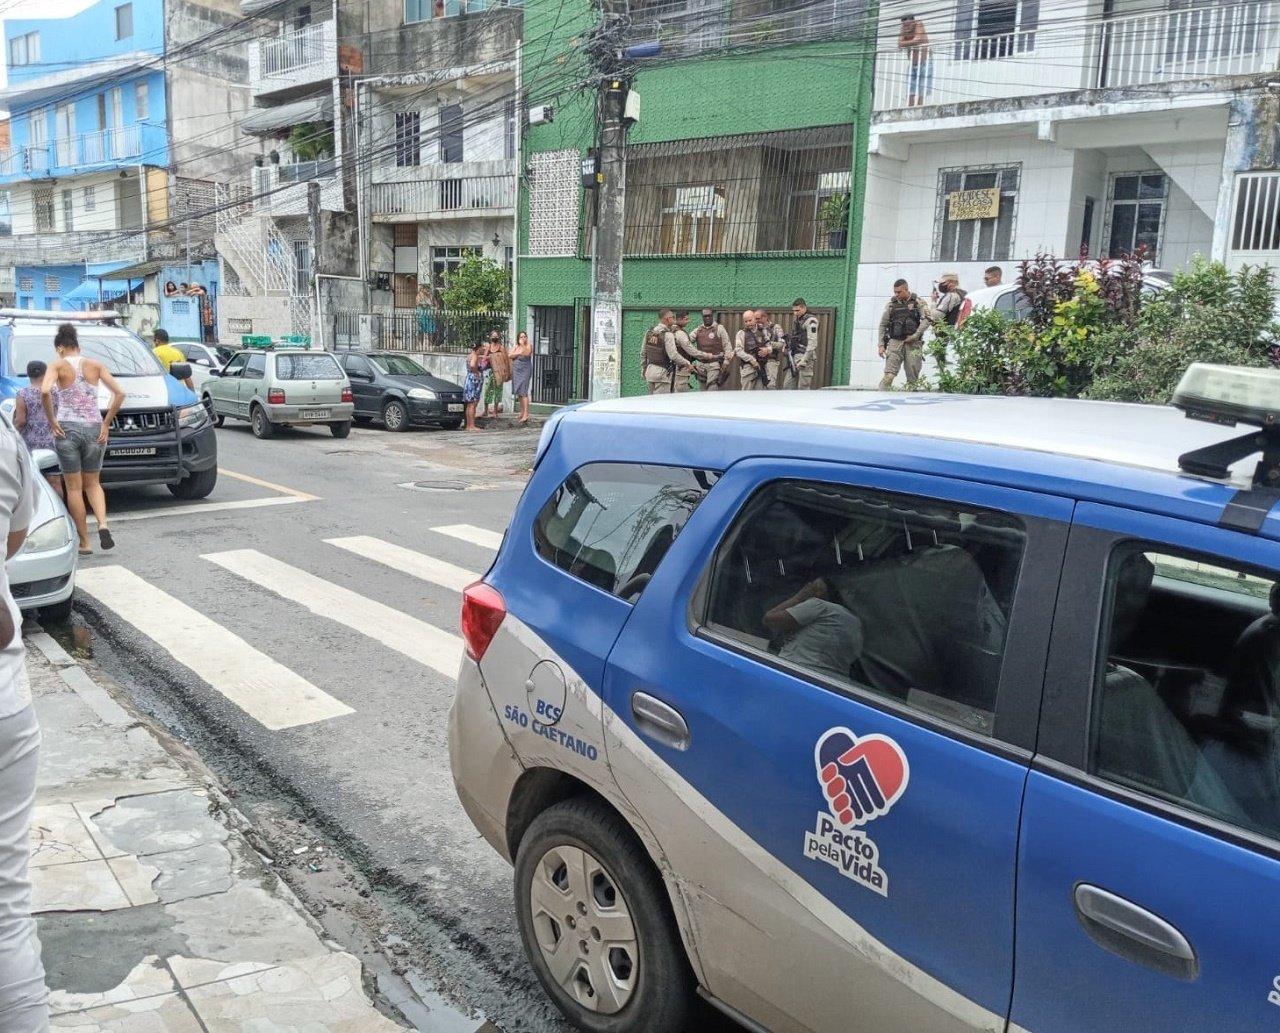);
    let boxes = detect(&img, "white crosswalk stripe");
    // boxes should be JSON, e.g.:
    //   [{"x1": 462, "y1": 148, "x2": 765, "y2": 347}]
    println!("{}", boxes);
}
[
  {"x1": 76, "y1": 566, "x2": 355, "y2": 731},
  {"x1": 430, "y1": 524, "x2": 504, "y2": 551},
  {"x1": 204, "y1": 549, "x2": 464, "y2": 678},
  {"x1": 325, "y1": 536, "x2": 480, "y2": 593}
]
